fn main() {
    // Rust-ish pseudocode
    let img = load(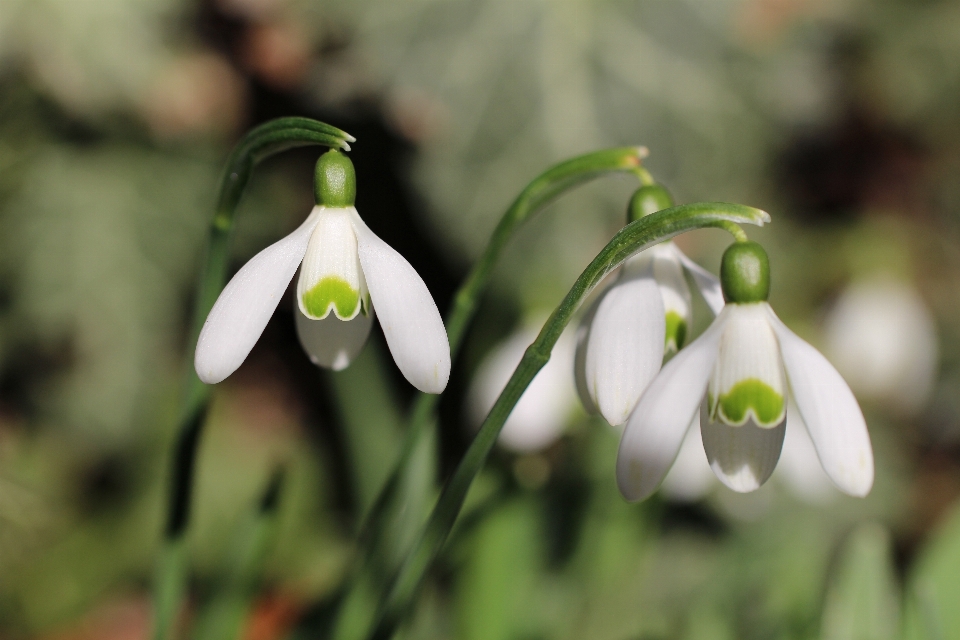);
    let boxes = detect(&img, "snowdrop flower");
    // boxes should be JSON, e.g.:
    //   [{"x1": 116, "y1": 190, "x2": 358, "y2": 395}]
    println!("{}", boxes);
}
[
  {"x1": 576, "y1": 185, "x2": 725, "y2": 426},
  {"x1": 824, "y1": 277, "x2": 937, "y2": 415},
  {"x1": 195, "y1": 149, "x2": 451, "y2": 393},
  {"x1": 467, "y1": 321, "x2": 577, "y2": 452},
  {"x1": 618, "y1": 241, "x2": 873, "y2": 501}
]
